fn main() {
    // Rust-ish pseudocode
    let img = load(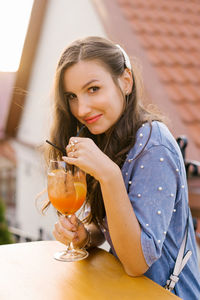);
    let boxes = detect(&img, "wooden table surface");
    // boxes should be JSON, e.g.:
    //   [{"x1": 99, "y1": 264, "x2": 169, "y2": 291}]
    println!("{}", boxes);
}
[{"x1": 0, "y1": 241, "x2": 181, "y2": 300}]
